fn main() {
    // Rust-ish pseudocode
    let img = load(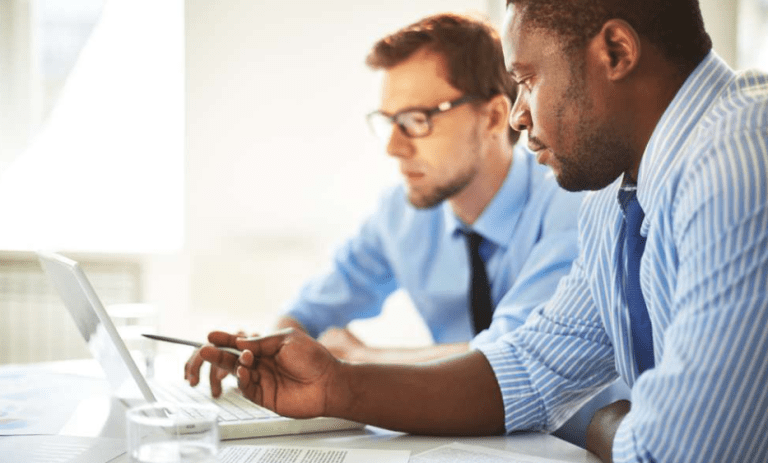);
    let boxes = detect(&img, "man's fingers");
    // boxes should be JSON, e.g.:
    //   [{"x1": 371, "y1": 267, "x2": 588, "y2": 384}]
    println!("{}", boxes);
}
[
  {"x1": 234, "y1": 329, "x2": 292, "y2": 356},
  {"x1": 209, "y1": 363, "x2": 225, "y2": 398},
  {"x1": 200, "y1": 344, "x2": 240, "y2": 372},
  {"x1": 239, "y1": 349, "x2": 254, "y2": 367},
  {"x1": 208, "y1": 330, "x2": 242, "y2": 348},
  {"x1": 216, "y1": 367, "x2": 229, "y2": 381},
  {"x1": 185, "y1": 351, "x2": 205, "y2": 386},
  {"x1": 237, "y1": 365, "x2": 263, "y2": 406}
]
